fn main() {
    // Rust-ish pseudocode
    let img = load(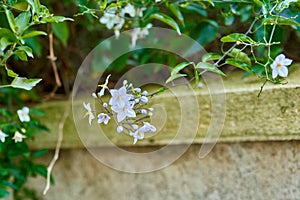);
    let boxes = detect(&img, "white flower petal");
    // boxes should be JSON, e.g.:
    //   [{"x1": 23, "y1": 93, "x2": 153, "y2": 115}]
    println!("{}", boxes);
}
[
  {"x1": 272, "y1": 68, "x2": 279, "y2": 78},
  {"x1": 275, "y1": 54, "x2": 285, "y2": 63},
  {"x1": 282, "y1": 58, "x2": 292, "y2": 66},
  {"x1": 278, "y1": 66, "x2": 288, "y2": 77}
]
